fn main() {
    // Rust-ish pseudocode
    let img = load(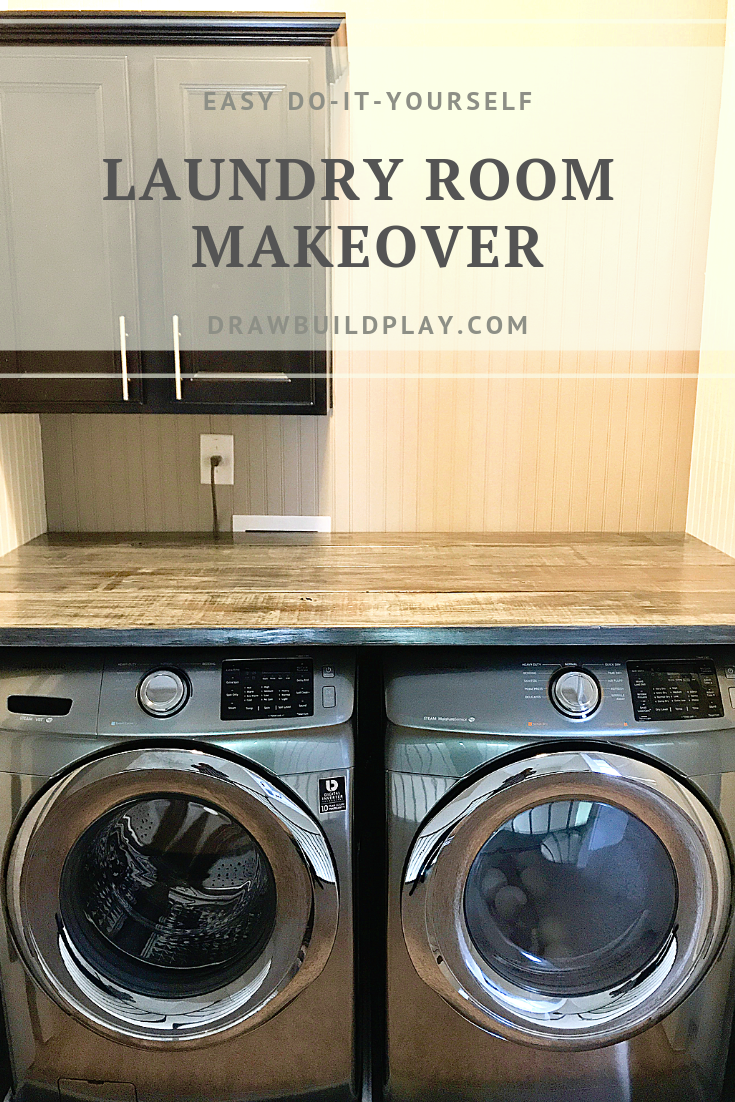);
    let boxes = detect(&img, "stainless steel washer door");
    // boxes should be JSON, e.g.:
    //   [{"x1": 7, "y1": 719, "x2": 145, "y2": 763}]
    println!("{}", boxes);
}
[
  {"x1": 401, "y1": 747, "x2": 732, "y2": 1050},
  {"x1": 4, "y1": 745, "x2": 339, "y2": 1046}
]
